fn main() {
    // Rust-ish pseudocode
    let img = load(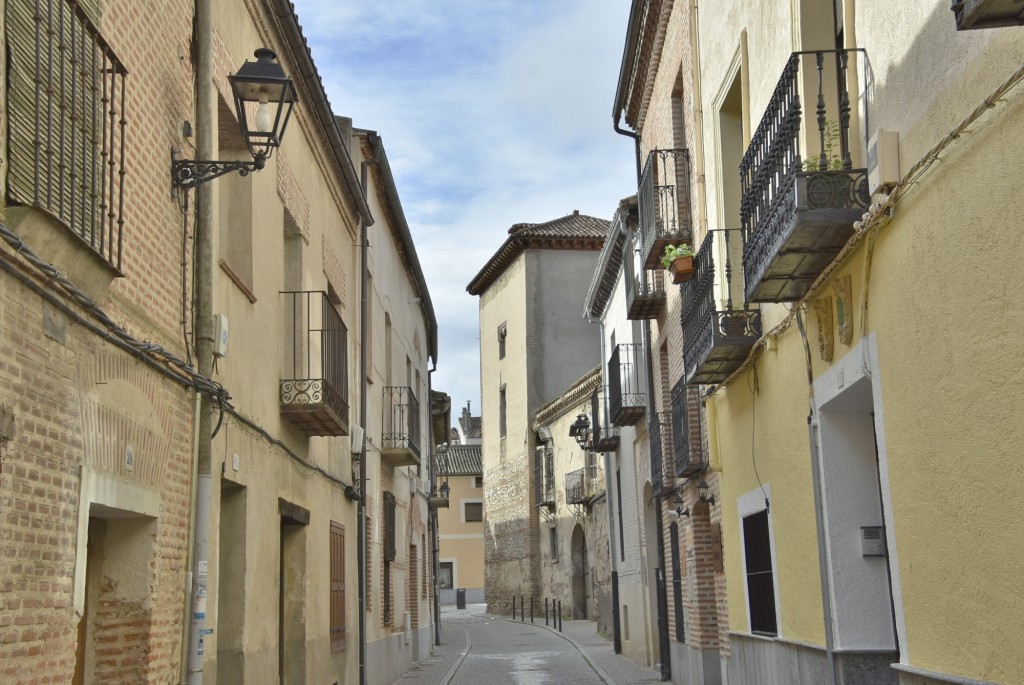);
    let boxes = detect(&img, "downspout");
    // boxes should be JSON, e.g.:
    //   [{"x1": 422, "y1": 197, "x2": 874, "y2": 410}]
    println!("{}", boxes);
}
[
  {"x1": 186, "y1": 1, "x2": 215, "y2": 683},
  {"x1": 613, "y1": 114, "x2": 670, "y2": 681},
  {"x1": 594, "y1": 318, "x2": 622, "y2": 653},
  {"x1": 179, "y1": 394, "x2": 202, "y2": 684},
  {"x1": 795, "y1": 310, "x2": 839, "y2": 685},
  {"x1": 428, "y1": 362, "x2": 442, "y2": 646},
  {"x1": 358, "y1": 155, "x2": 372, "y2": 685}
]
